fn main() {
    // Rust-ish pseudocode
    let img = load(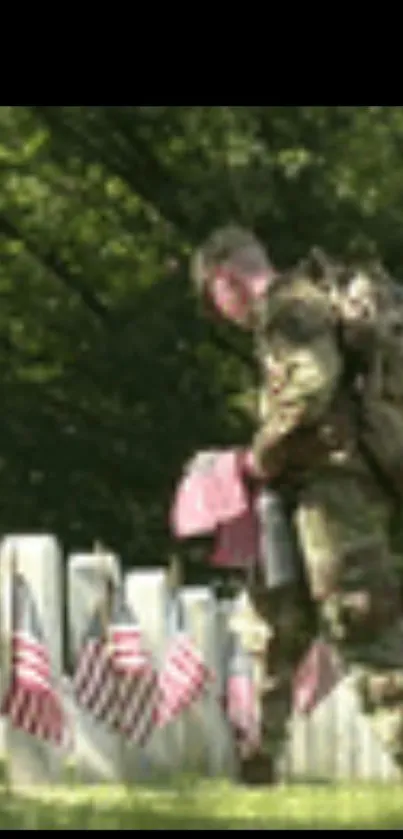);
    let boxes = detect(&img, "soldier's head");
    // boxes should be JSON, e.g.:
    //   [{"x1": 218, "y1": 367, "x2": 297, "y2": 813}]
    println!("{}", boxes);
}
[{"x1": 191, "y1": 225, "x2": 275, "y2": 329}]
